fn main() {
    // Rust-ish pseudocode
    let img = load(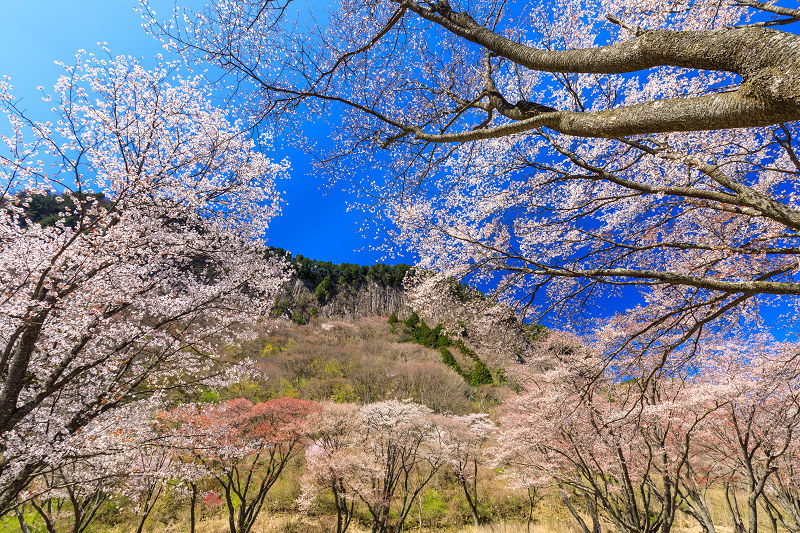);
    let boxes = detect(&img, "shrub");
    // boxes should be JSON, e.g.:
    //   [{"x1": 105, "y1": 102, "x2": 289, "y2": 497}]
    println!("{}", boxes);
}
[{"x1": 314, "y1": 275, "x2": 334, "y2": 304}]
